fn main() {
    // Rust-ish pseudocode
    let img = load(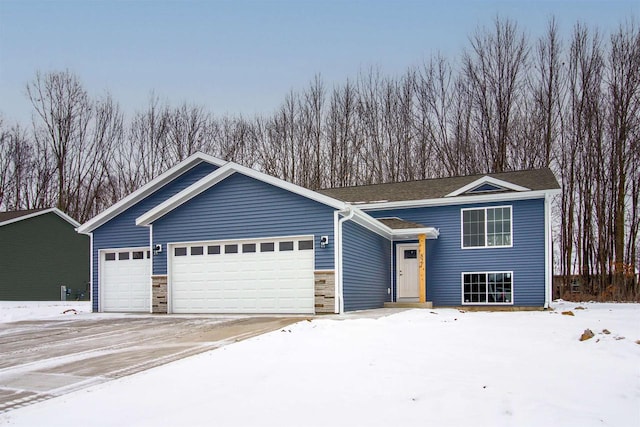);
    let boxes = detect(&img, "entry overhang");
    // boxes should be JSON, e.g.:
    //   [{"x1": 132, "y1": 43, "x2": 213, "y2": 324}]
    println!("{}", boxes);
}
[{"x1": 391, "y1": 227, "x2": 439, "y2": 240}]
